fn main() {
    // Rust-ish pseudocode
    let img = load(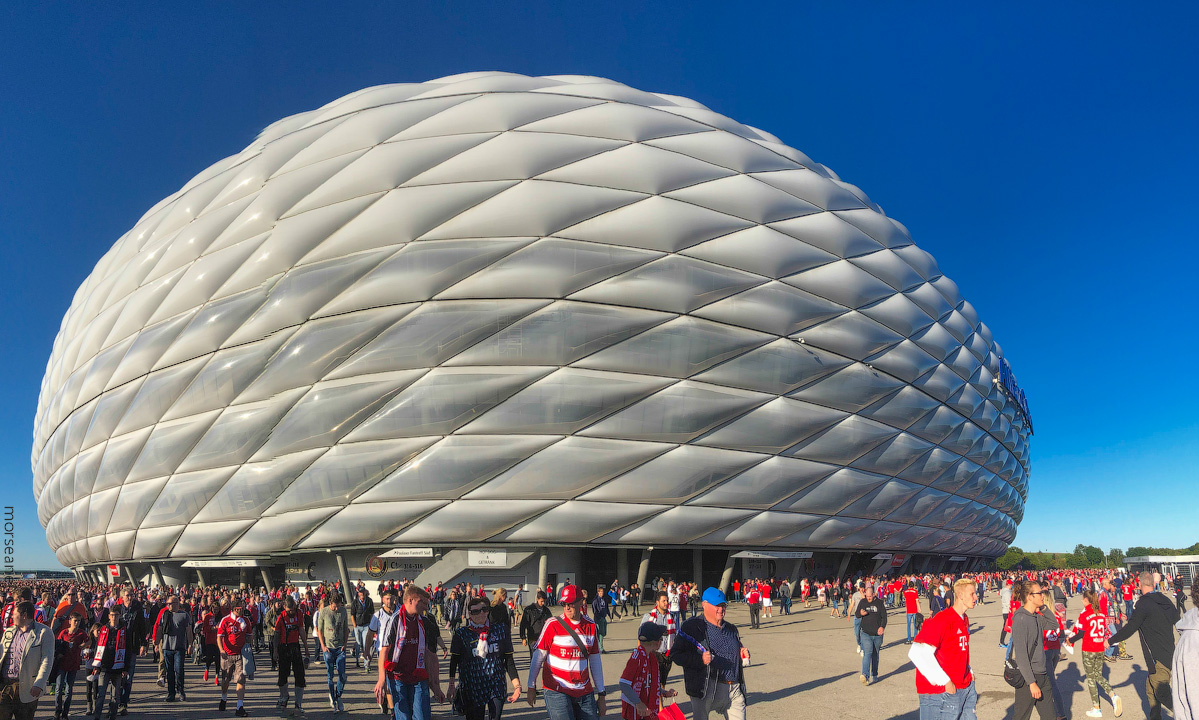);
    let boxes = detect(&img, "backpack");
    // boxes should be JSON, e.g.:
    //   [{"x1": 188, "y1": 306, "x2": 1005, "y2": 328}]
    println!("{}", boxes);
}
[{"x1": 913, "y1": 612, "x2": 925, "y2": 632}]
